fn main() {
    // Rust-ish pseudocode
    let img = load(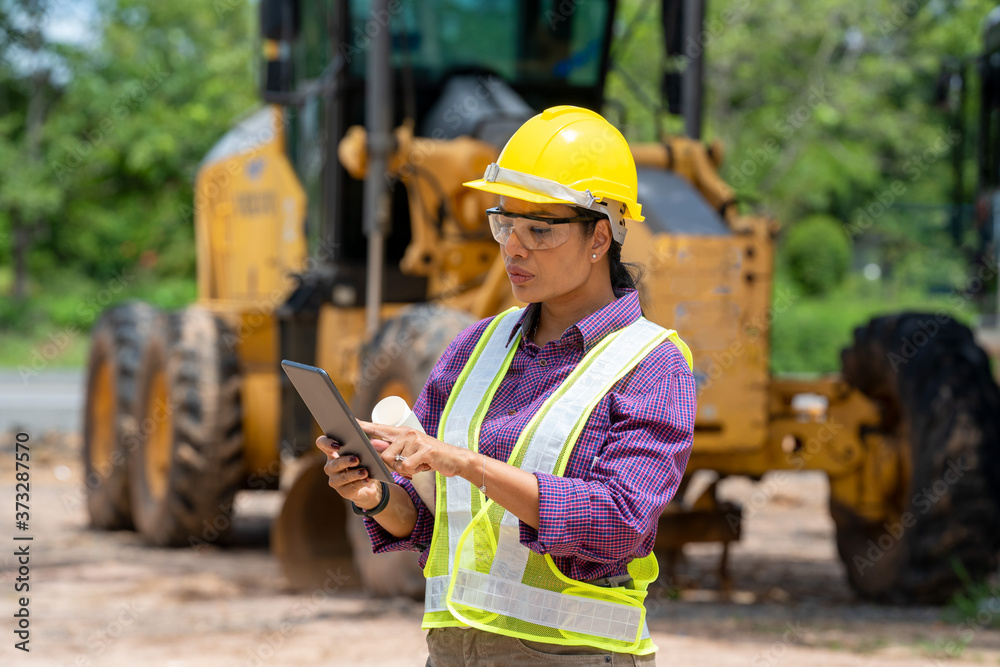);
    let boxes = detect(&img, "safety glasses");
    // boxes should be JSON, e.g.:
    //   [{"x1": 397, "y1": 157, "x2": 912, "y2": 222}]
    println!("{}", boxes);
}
[{"x1": 486, "y1": 207, "x2": 602, "y2": 250}]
